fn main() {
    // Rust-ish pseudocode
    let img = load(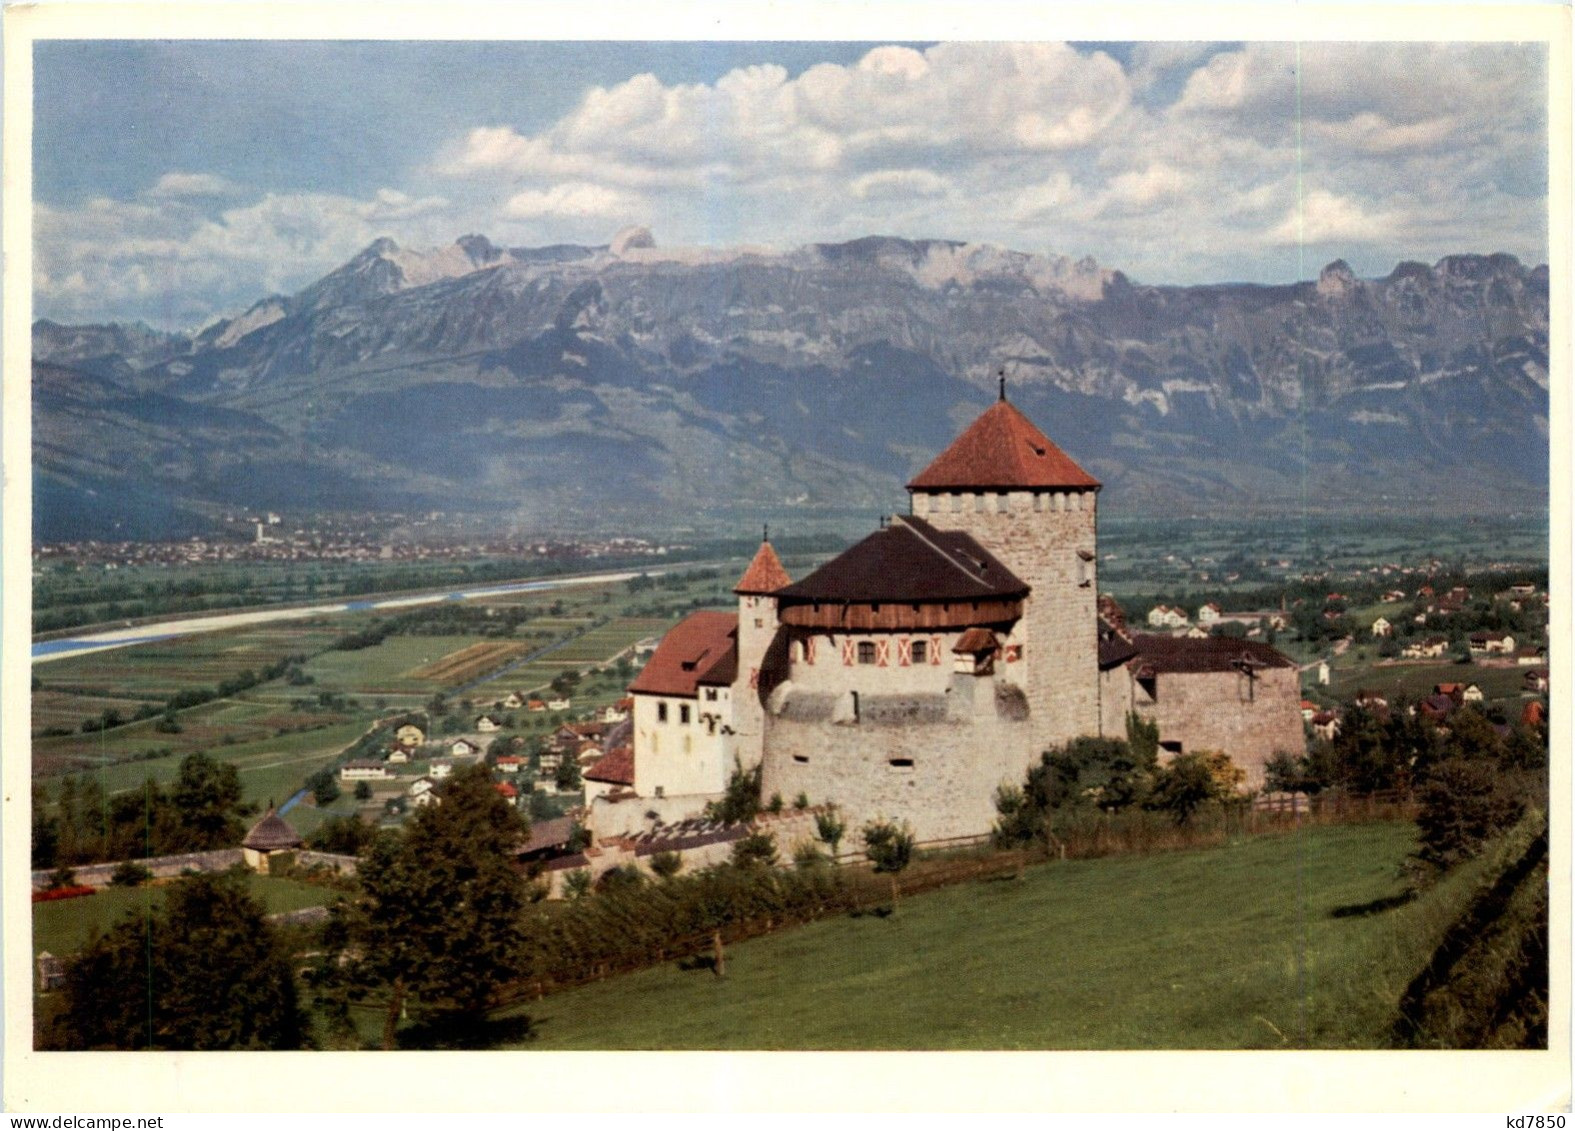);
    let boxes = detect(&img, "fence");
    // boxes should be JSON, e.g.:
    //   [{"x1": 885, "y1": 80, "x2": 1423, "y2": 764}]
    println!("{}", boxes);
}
[{"x1": 487, "y1": 846, "x2": 1030, "y2": 1009}]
